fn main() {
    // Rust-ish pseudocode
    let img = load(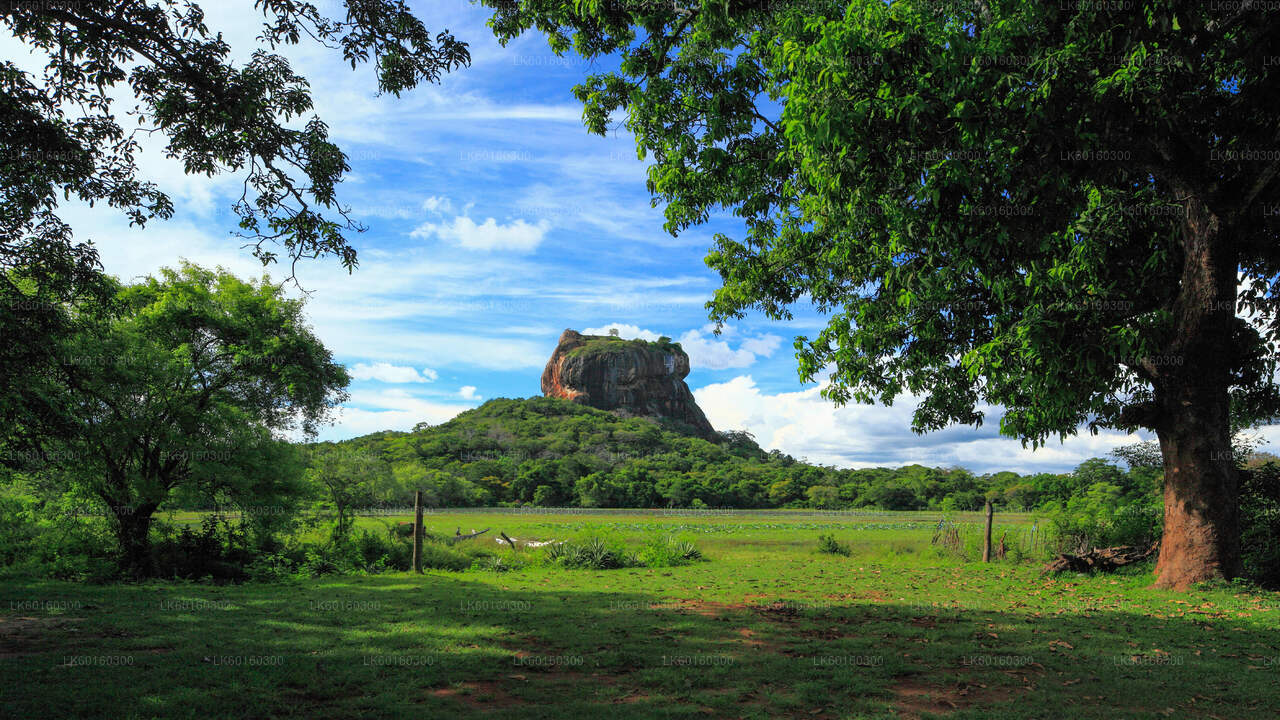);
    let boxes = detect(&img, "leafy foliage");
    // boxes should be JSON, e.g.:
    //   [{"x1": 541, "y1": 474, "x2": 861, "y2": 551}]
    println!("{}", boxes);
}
[
  {"x1": 1, "y1": 0, "x2": 469, "y2": 284},
  {"x1": 12, "y1": 263, "x2": 347, "y2": 575},
  {"x1": 816, "y1": 533, "x2": 851, "y2": 556},
  {"x1": 485, "y1": 0, "x2": 1280, "y2": 586},
  {"x1": 324, "y1": 396, "x2": 1168, "y2": 515}
]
